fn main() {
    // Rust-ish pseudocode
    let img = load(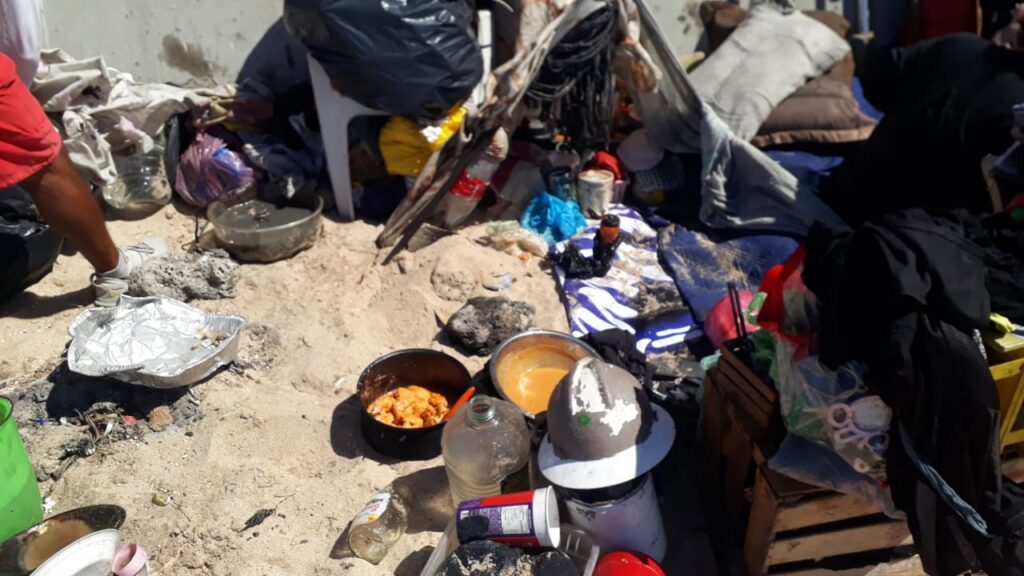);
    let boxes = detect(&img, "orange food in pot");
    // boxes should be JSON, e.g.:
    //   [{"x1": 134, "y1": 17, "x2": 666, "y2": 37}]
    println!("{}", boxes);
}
[{"x1": 367, "y1": 385, "x2": 450, "y2": 428}]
